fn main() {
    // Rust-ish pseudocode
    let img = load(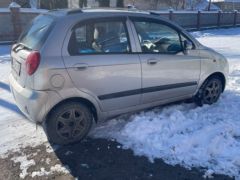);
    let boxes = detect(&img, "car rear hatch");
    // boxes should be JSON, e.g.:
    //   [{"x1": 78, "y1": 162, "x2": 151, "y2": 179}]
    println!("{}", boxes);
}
[{"x1": 11, "y1": 14, "x2": 55, "y2": 88}]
